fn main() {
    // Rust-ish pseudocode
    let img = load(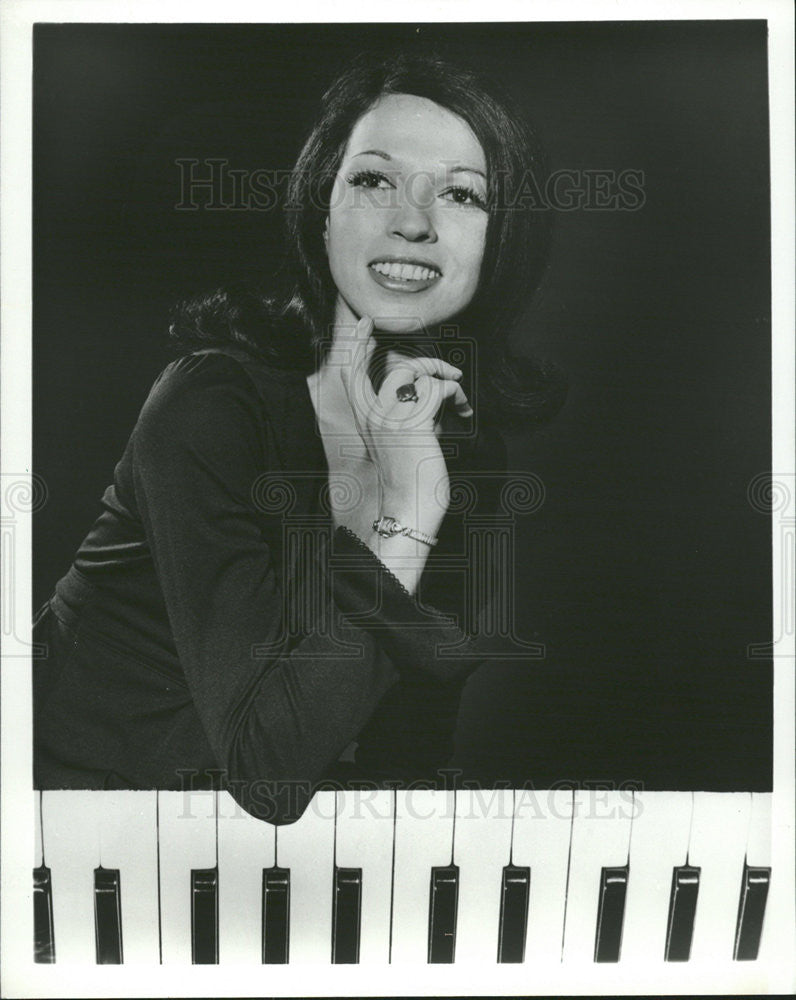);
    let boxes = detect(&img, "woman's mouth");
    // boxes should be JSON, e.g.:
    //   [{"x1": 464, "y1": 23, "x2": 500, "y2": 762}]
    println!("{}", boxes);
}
[{"x1": 368, "y1": 259, "x2": 442, "y2": 293}]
